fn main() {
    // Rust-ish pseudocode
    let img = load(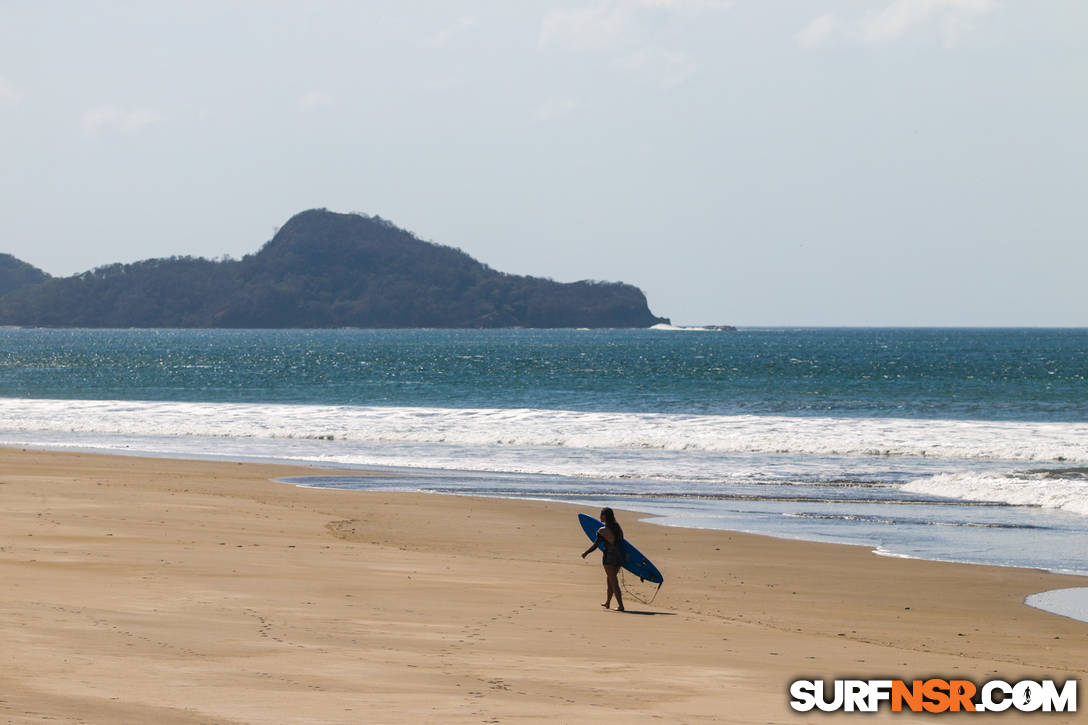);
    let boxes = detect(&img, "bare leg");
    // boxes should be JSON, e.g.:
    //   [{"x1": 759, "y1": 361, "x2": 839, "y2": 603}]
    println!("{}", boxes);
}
[{"x1": 604, "y1": 565, "x2": 624, "y2": 611}]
